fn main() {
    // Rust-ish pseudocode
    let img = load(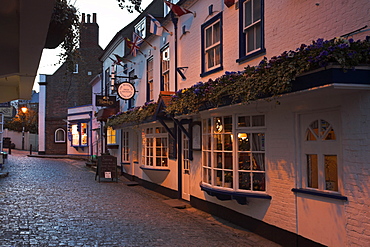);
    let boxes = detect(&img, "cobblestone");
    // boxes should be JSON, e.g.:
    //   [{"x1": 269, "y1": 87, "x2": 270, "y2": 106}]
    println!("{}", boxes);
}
[{"x1": 0, "y1": 150, "x2": 280, "y2": 247}]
